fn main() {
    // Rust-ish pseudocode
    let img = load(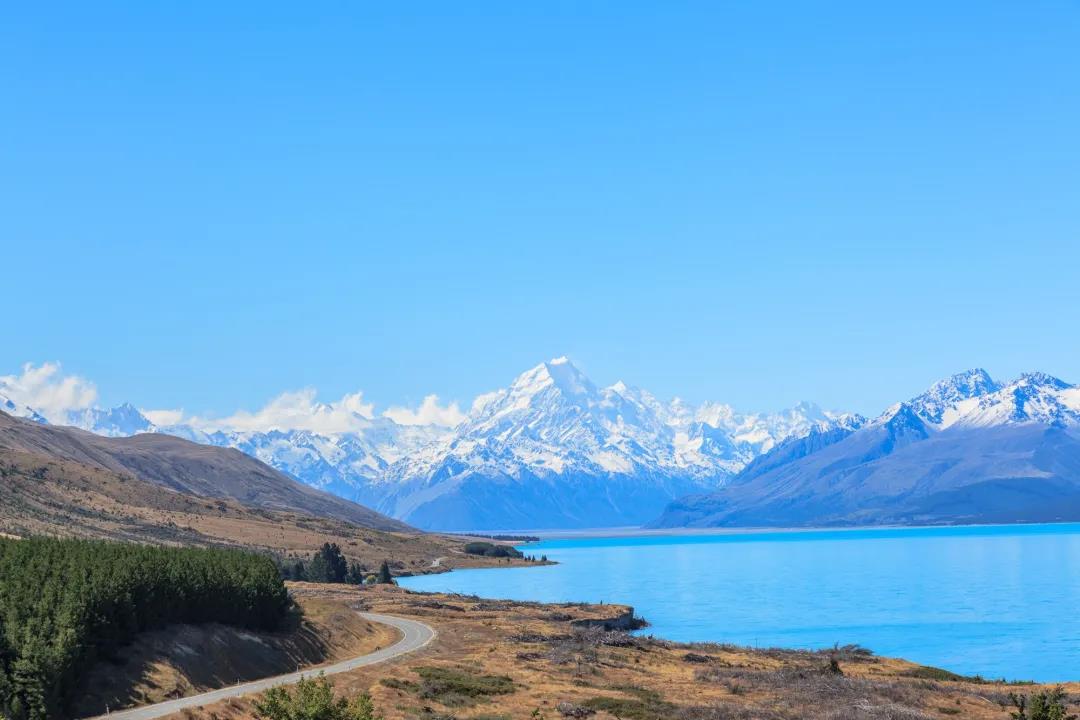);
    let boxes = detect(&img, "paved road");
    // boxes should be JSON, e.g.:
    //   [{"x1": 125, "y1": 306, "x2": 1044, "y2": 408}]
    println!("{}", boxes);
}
[{"x1": 84, "y1": 613, "x2": 436, "y2": 720}]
